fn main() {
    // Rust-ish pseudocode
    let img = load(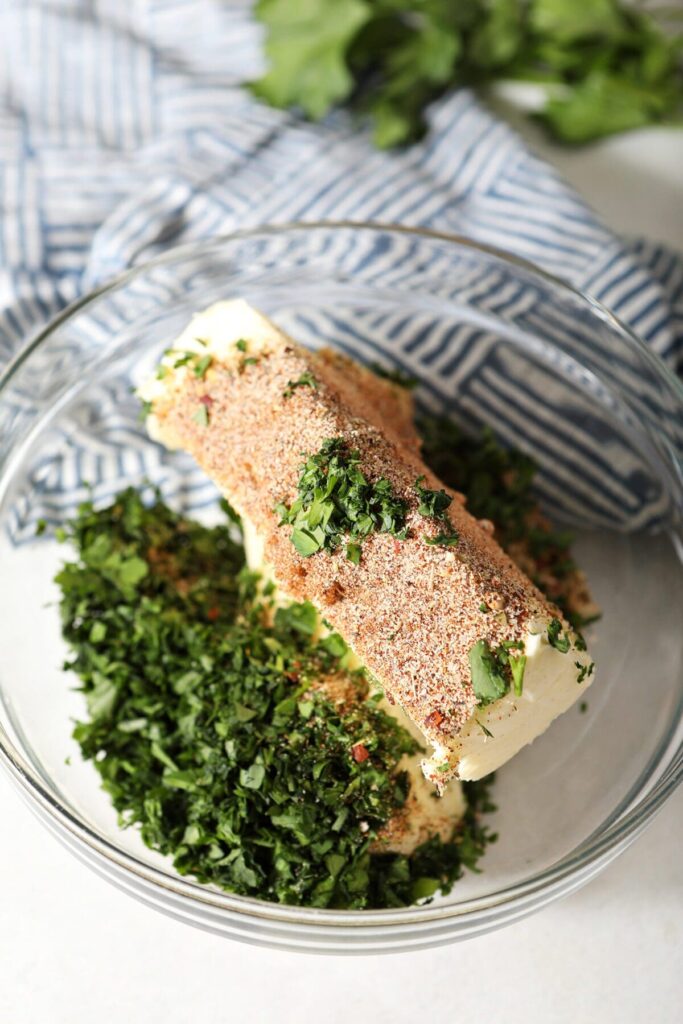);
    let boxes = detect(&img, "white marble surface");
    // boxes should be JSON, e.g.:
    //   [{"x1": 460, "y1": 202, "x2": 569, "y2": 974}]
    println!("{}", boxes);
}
[{"x1": 1, "y1": 125, "x2": 682, "y2": 1023}]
